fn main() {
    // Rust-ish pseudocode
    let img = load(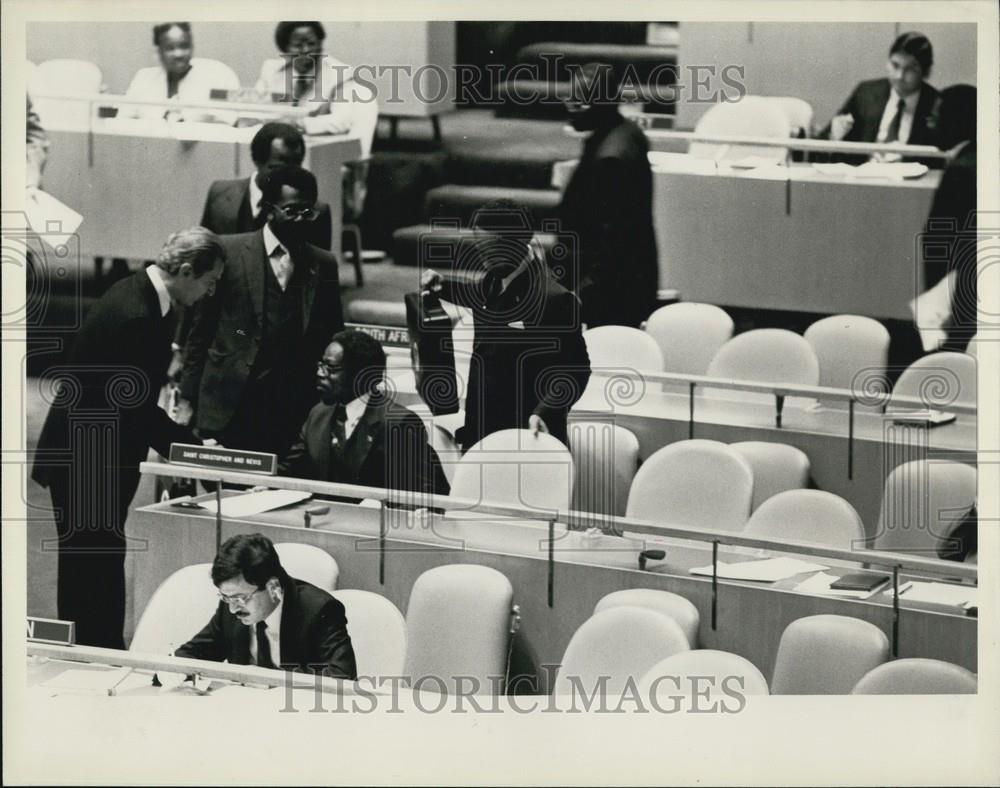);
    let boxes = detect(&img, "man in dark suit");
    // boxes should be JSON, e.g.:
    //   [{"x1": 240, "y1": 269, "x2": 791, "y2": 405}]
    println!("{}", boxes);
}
[
  {"x1": 819, "y1": 32, "x2": 941, "y2": 164},
  {"x1": 199, "y1": 122, "x2": 333, "y2": 250},
  {"x1": 280, "y1": 330, "x2": 450, "y2": 499},
  {"x1": 422, "y1": 200, "x2": 591, "y2": 452},
  {"x1": 558, "y1": 62, "x2": 658, "y2": 328},
  {"x1": 31, "y1": 228, "x2": 226, "y2": 648},
  {"x1": 176, "y1": 533, "x2": 357, "y2": 679},
  {"x1": 180, "y1": 165, "x2": 345, "y2": 456}
]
